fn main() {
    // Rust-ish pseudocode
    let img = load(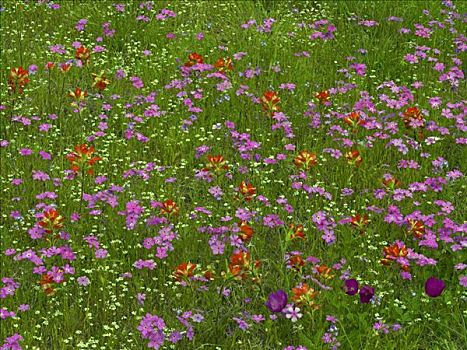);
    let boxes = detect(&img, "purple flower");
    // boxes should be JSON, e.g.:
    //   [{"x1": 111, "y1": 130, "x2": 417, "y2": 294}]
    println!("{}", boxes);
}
[
  {"x1": 359, "y1": 285, "x2": 374, "y2": 303},
  {"x1": 459, "y1": 276, "x2": 467, "y2": 288},
  {"x1": 424, "y1": 277, "x2": 445, "y2": 297},
  {"x1": 136, "y1": 292, "x2": 146, "y2": 305},
  {"x1": 265, "y1": 290, "x2": 288, "y2": 312},
  {"x1": 343, "y1": 279, "x2": 359, "y2": 295},
  {"x1": 18, "y1": 304, "x2": 29, "y2": 312},
  {"x1": 77, "y1": 276, "x2": 90, "y2": 286},
  {"x1": 95, "y1": 249, "x2": 108, "y2": 259}
]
